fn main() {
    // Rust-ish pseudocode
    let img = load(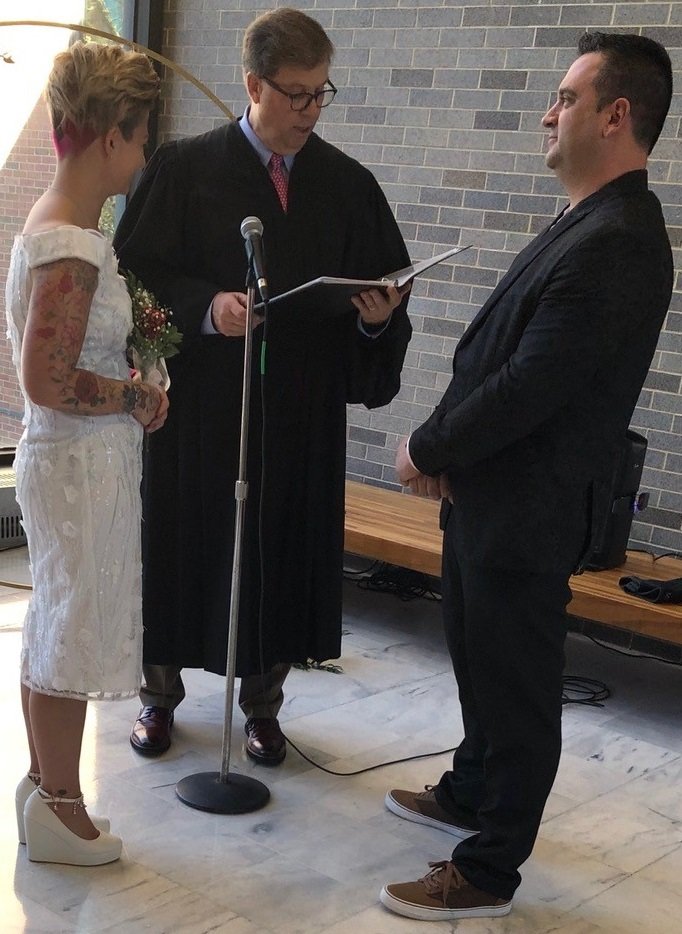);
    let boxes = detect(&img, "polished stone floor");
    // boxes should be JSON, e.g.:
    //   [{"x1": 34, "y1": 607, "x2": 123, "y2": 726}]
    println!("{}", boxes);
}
[{"x1": 1, "y1": 546, "x2": 681, "y2": 933}]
